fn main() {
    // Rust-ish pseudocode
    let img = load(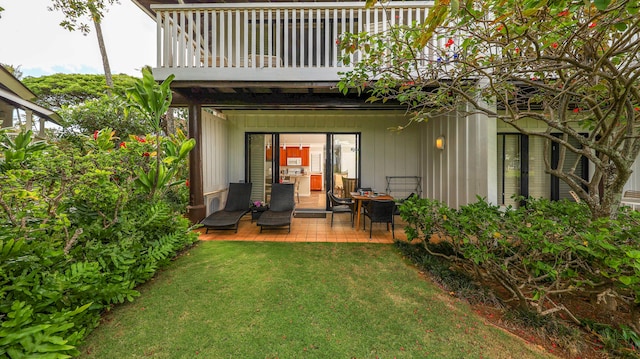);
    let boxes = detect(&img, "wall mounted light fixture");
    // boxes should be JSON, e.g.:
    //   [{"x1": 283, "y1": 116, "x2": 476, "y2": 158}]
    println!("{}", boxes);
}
[{"x1": 435, "y1": 136, "x2": 445, "y2": 150}]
